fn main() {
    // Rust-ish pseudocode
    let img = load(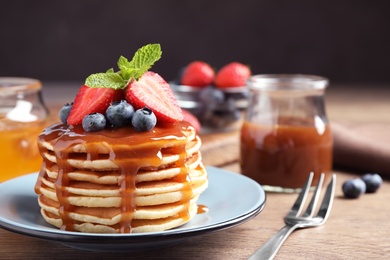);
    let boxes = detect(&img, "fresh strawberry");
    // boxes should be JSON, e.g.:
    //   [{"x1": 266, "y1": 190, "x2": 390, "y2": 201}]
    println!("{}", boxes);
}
[
  {"x1": 181, "y1": 61, "x2": 214, "y2": 88},
  {"x1": 215, "y1": 62, "x2": 251, "y2": 88},
  {"x1": 67, "y1": 85, "x2": 123, "y2": 125},
  {"x1": 182, "y1": 109, "x2": 201, "y2": 133},
  {"x1": 125, "y1": 71, "x2": 184, "y2": 123}
]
